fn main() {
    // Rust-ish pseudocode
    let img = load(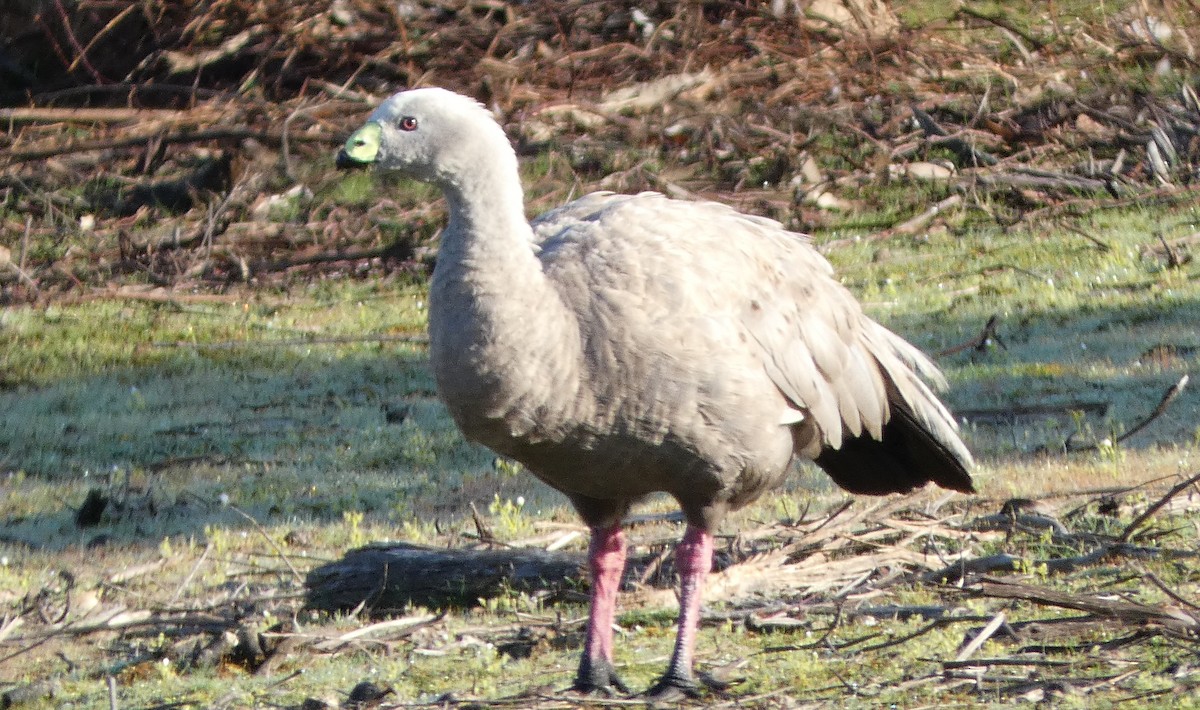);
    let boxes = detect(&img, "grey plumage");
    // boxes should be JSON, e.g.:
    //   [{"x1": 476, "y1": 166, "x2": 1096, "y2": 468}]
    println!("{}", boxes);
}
[
  {"x1": 431, "y1": 184, "x2": 973, "y2": 525},
  {"x1": 337, "y1": 88, "x2": 973, "y2": 695}
]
